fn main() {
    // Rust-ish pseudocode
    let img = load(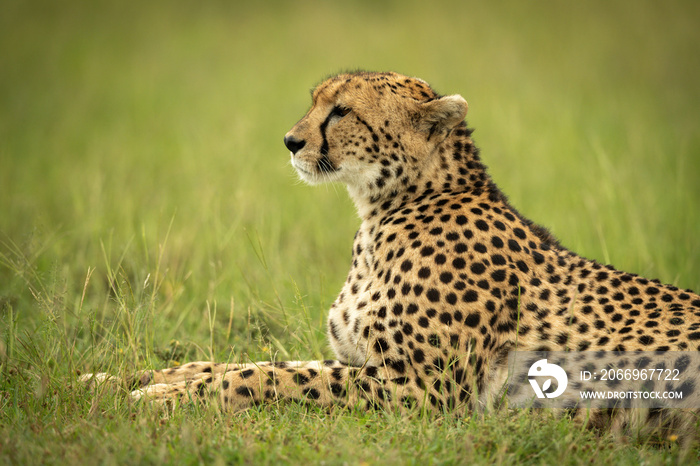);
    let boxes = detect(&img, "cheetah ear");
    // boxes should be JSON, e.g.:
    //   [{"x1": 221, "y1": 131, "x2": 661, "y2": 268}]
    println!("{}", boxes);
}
[{"x1": 415, "y1": 95, "x2": 468, "y2": 139}]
